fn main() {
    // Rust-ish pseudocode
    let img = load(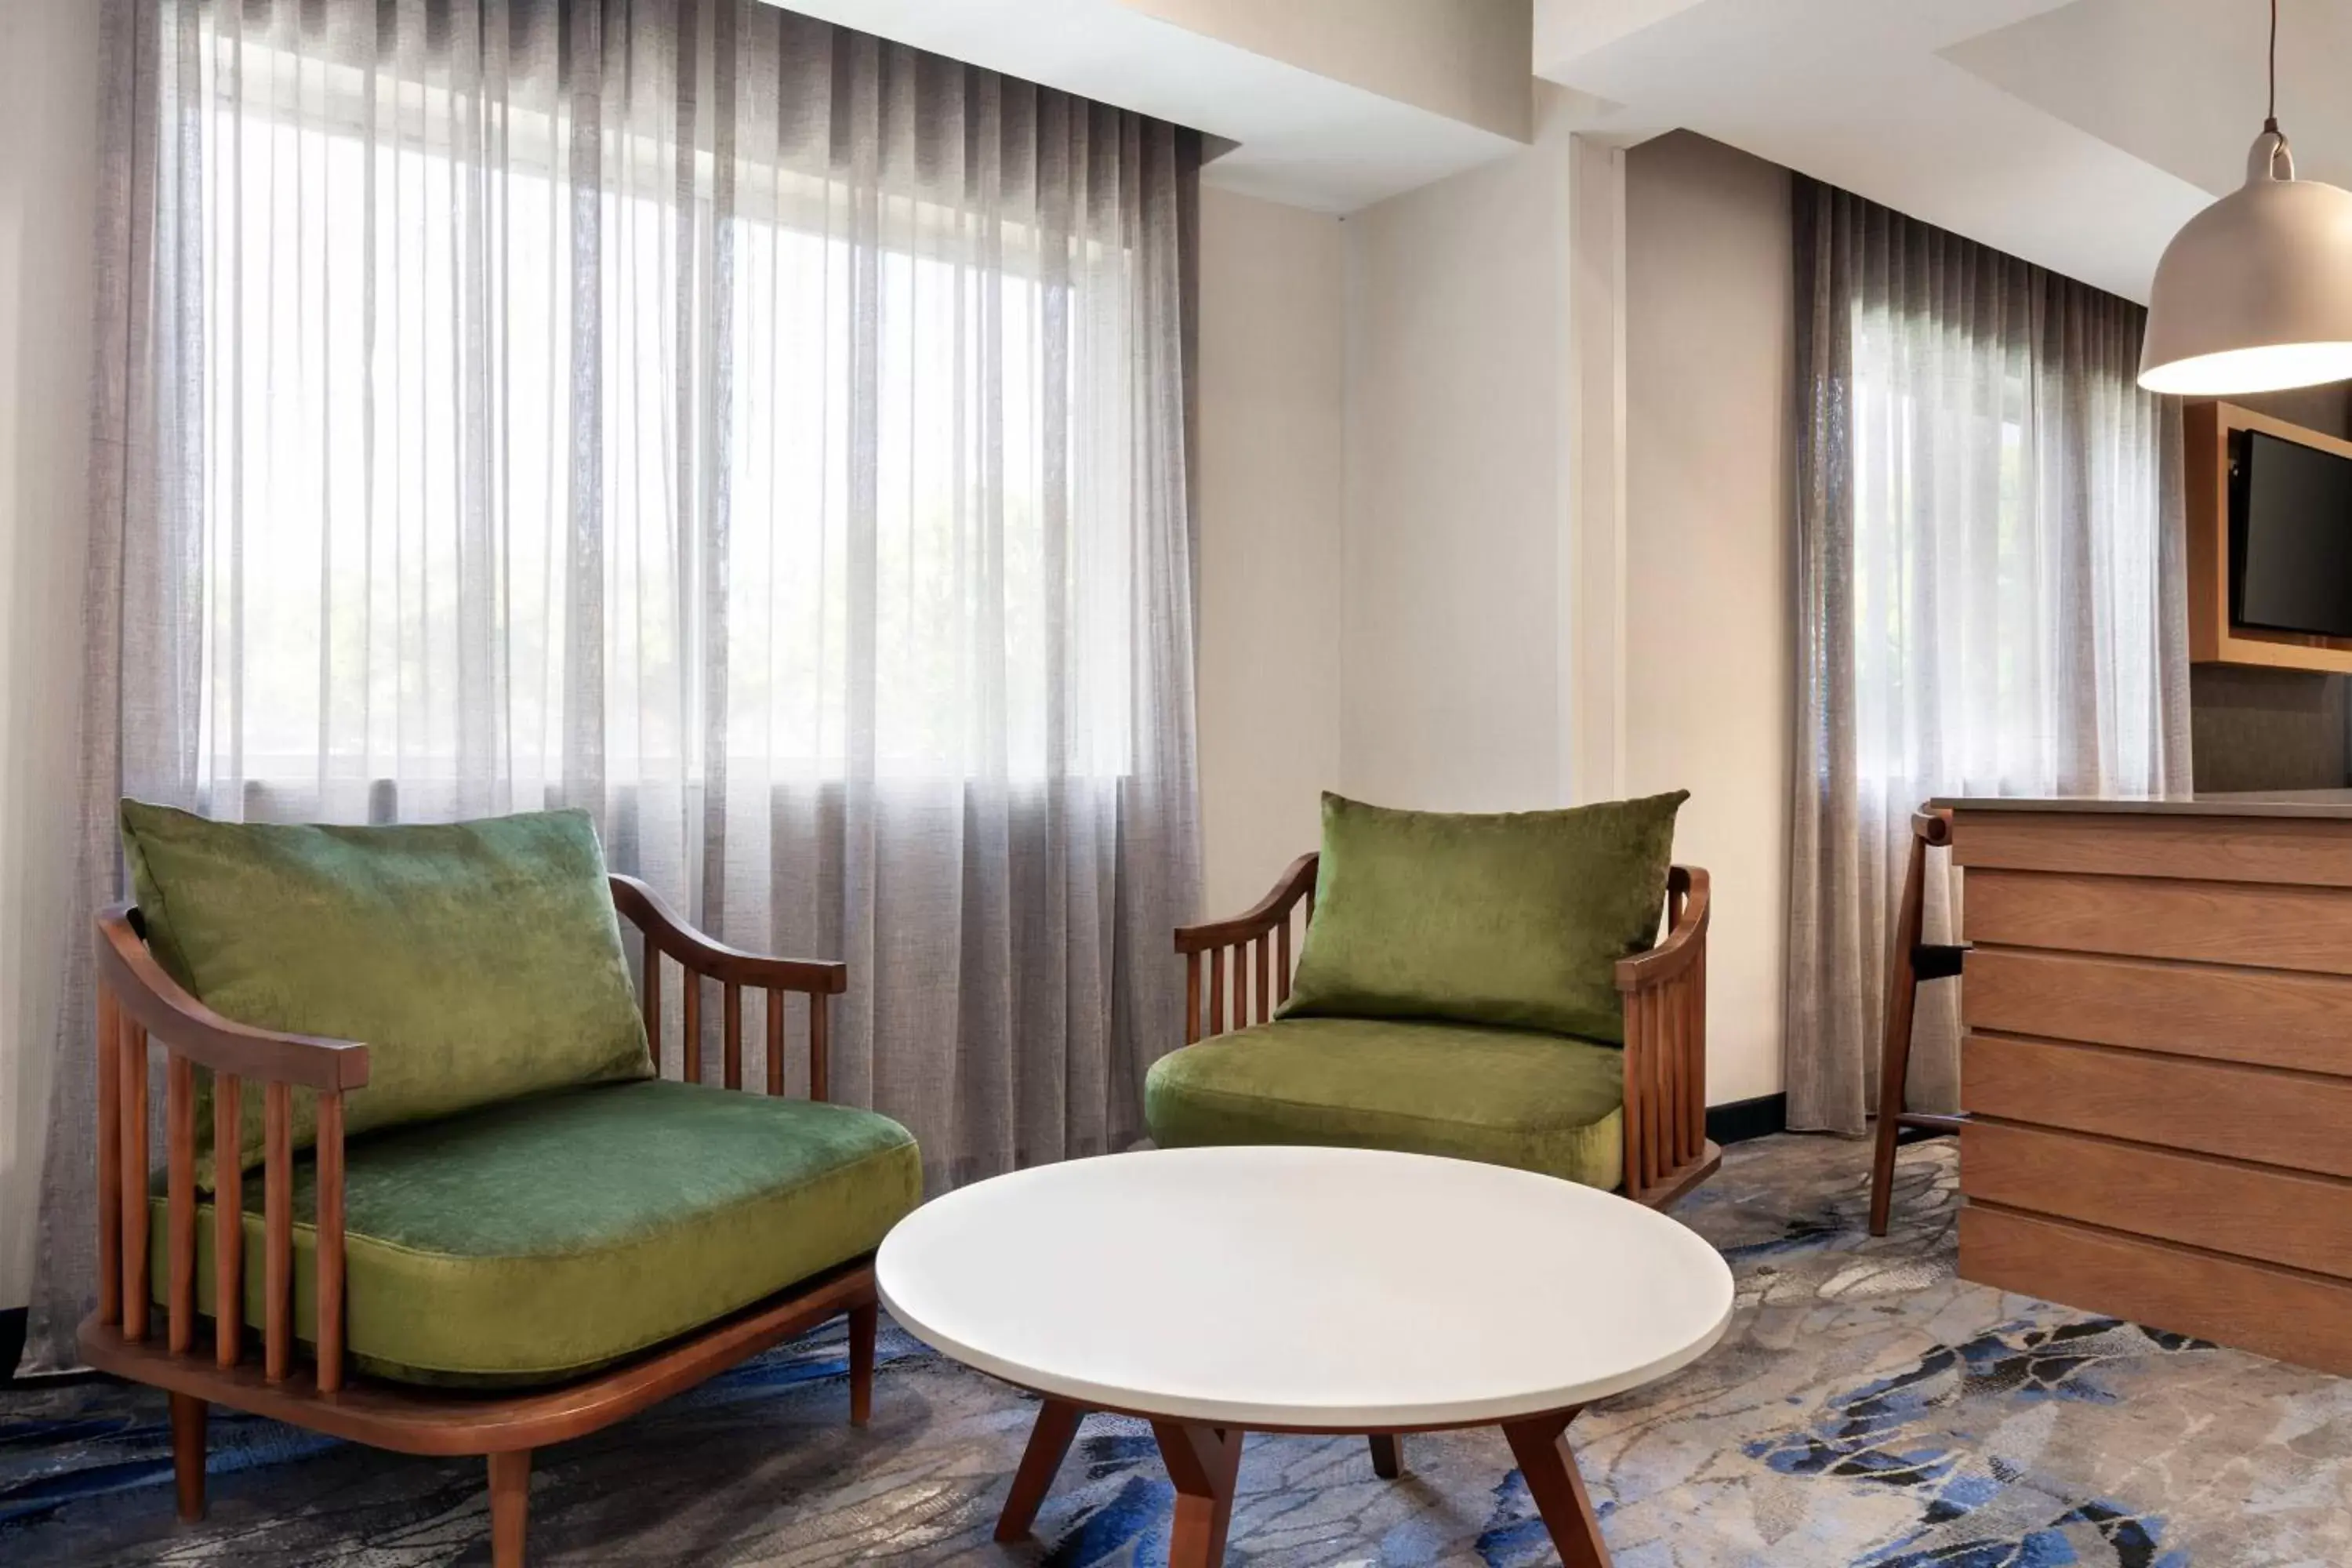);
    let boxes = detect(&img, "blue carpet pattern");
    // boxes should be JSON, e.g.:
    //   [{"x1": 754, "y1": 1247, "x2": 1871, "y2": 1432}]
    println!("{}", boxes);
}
[{"x1": 5, "y1": 1134, "x2": 2349, "y2": 1565}]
